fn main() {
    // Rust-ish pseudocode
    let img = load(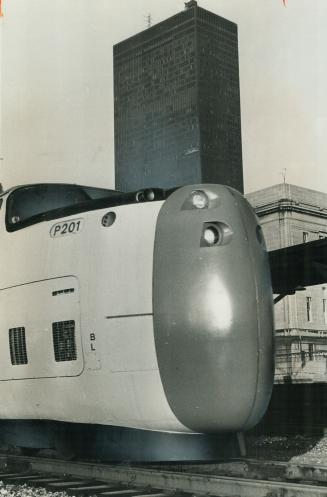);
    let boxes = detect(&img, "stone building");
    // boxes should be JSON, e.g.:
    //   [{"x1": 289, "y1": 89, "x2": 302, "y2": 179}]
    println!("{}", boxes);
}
[
  {"x1": 114, "y1": 1, "x2": 243, "y2": 192},
  {"x1": 247, "y1": 183, "x2": 327, "y2": 384}
]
